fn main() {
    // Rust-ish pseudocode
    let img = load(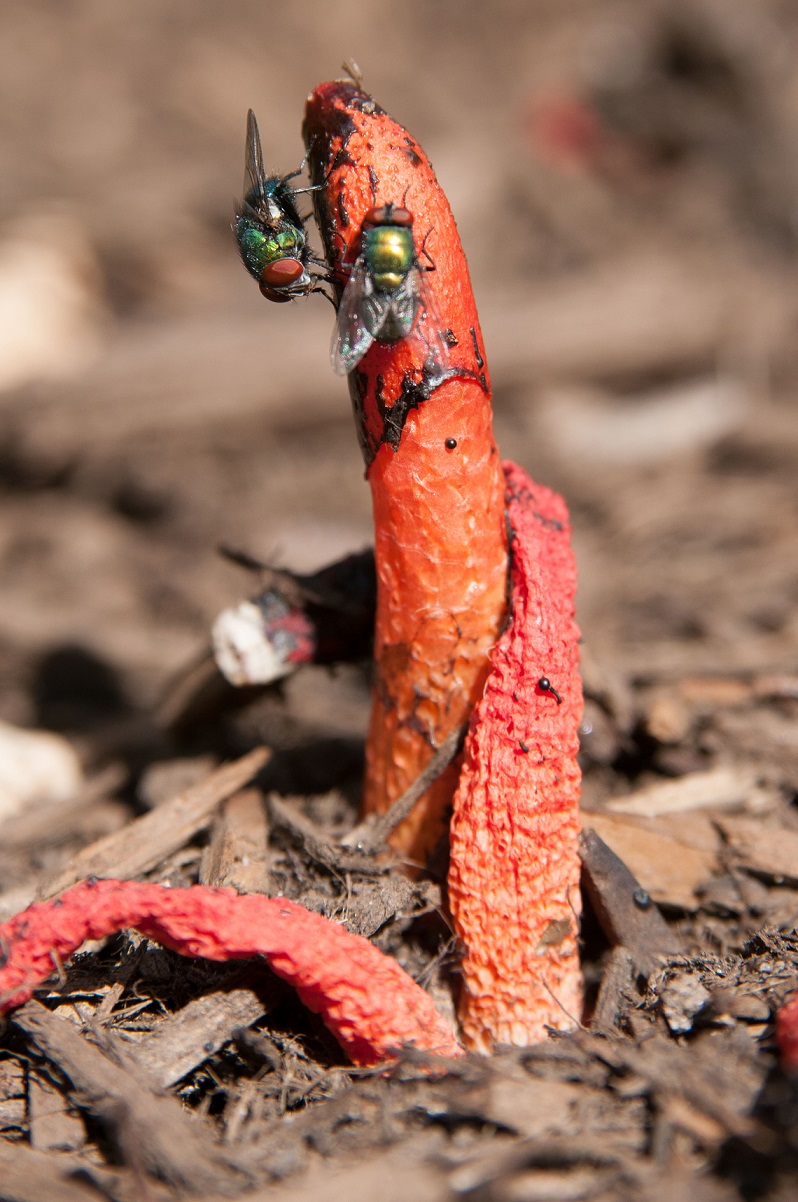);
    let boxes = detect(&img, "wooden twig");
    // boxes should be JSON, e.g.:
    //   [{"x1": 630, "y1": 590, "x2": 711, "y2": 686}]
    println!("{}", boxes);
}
[
  {"x1": 37, "y1": 747, "x2": 270, "y2": 899},
  {"x1": 199, "y1": 788, "x2": 270, "y2": 893},
  {"x1": 357, "y1": 725, "x2": 467, "y2": 854}
]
